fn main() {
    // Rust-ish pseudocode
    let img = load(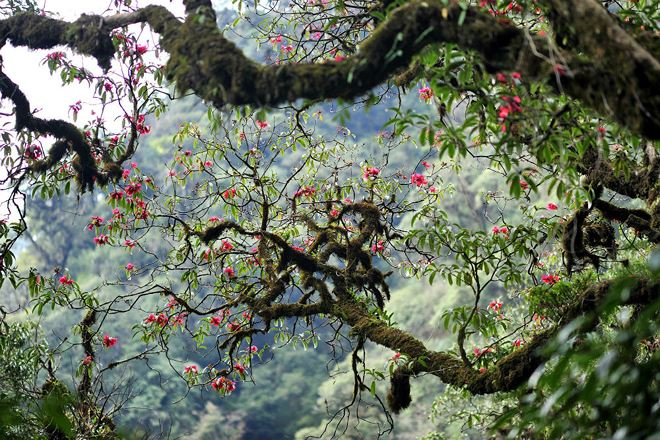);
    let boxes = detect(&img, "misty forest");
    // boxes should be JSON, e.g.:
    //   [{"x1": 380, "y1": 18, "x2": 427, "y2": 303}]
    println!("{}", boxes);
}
[{"x1": 0, "y1": 0, "x2": 658, "y2": 438}]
